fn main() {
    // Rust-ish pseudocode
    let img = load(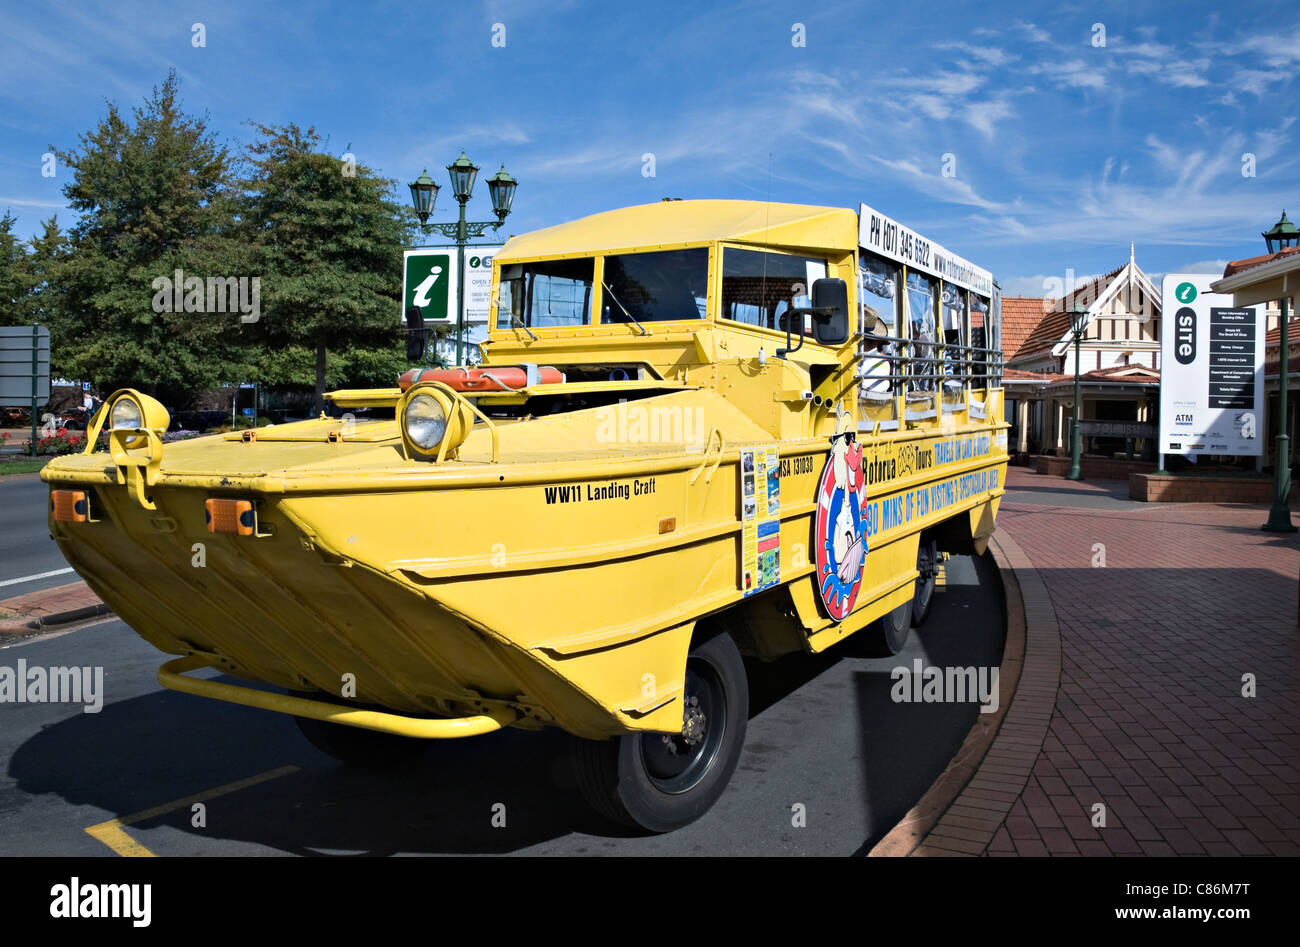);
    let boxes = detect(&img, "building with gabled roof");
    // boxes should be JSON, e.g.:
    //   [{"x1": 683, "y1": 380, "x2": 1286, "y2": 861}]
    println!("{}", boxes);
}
[
  {"x1": 1212, "y1": 212, "x2": 1300, "y2": 478},
  {"x1": 999, "y1": 247, "x2": 1162, "y2": 457}
]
